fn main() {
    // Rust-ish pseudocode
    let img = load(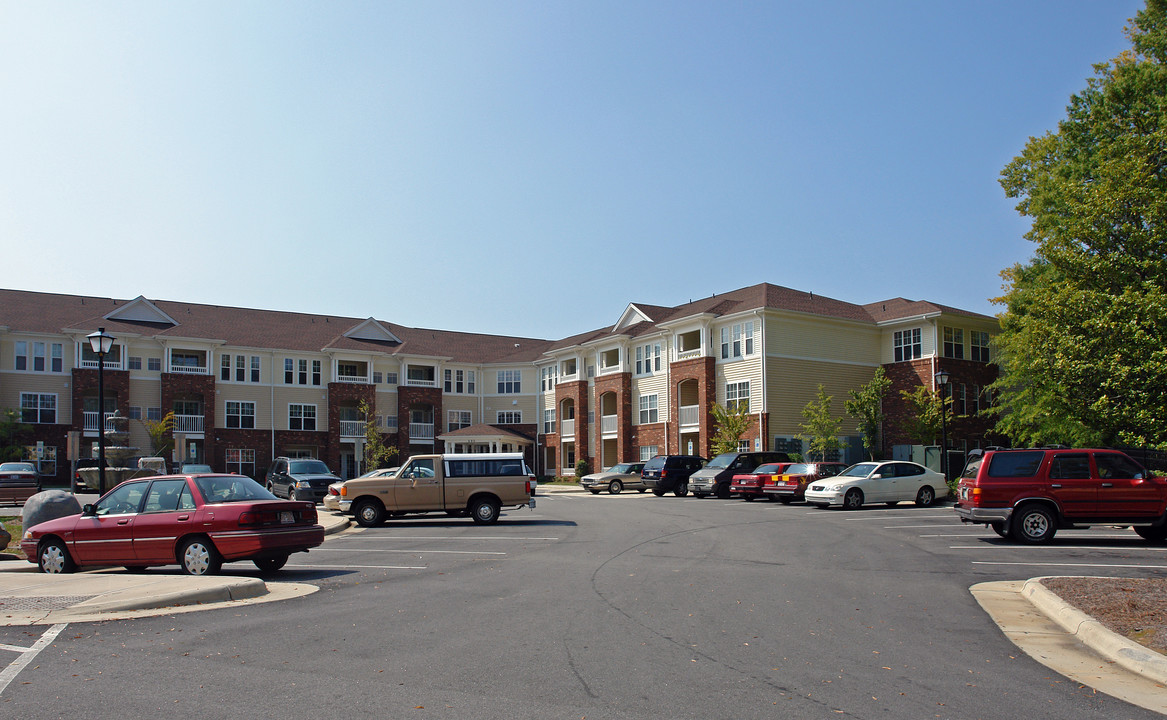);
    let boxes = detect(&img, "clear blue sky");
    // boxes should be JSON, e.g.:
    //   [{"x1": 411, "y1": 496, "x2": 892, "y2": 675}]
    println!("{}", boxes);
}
[{"x1": 0, "y1": 1, "x2": 1147, "y2": 339}]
